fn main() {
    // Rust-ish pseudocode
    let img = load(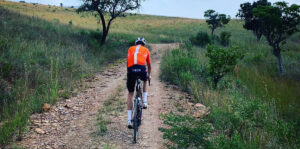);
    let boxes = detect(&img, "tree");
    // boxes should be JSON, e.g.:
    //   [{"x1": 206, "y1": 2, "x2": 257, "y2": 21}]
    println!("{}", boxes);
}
[
  {"x1": 60, "y1": 3, "x2": 63, "y2": 7},
  {"x1": 253, "y1": 2, "x2": 300, "y2": 74},
  {"x1": 77, "y1": 0, "x2": 143, "y2": 45},
  {"x1": 204, "y1": 10, "x2": 231, "y2": 36},
  {"x1": 206, "y1": 45, "x2": 241, "y2": 89},
  {"x1": 237, "y1": 0, "x2": 271, "y2": 41}
]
